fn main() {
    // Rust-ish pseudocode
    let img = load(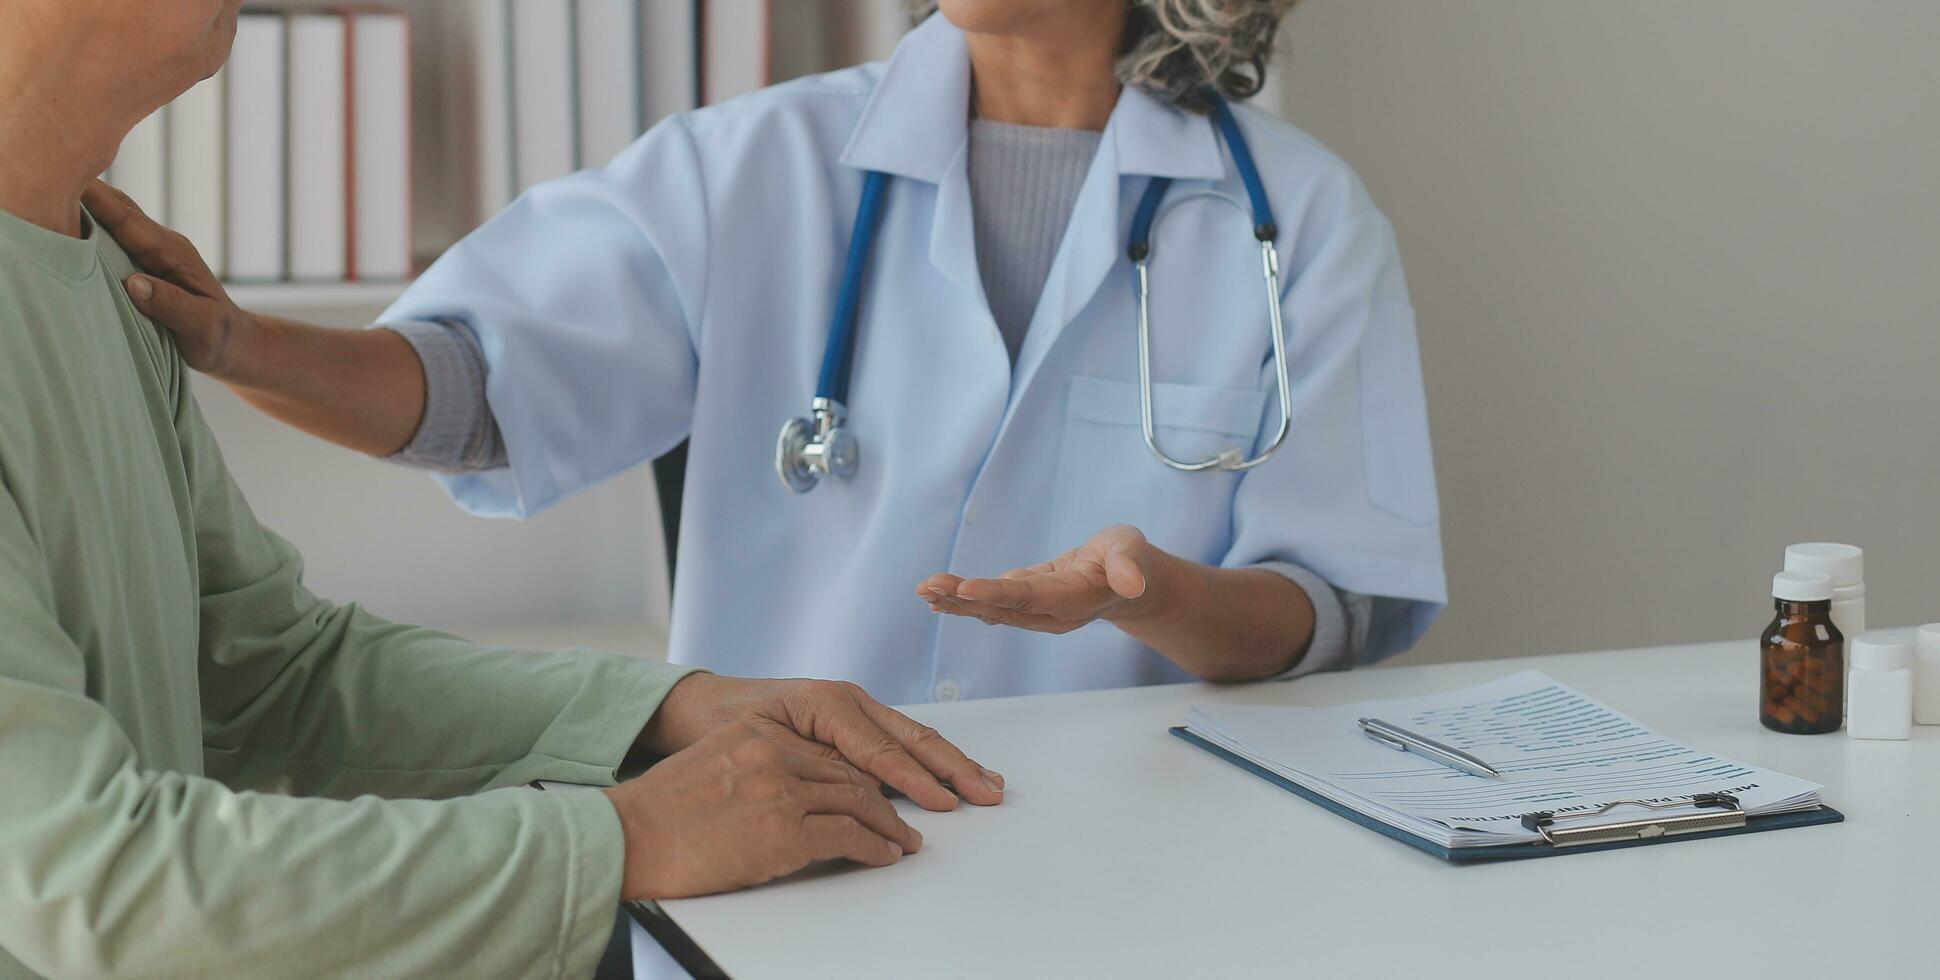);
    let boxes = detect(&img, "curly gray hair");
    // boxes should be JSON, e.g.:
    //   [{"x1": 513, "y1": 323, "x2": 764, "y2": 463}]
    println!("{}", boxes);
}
[{"x1": 907, "y1": 1, "x2": 1297, "y2": 113}]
